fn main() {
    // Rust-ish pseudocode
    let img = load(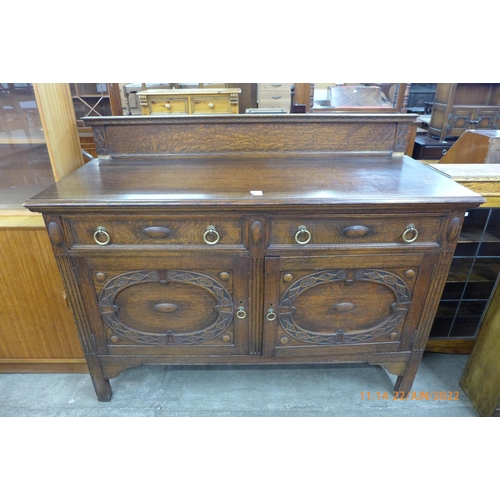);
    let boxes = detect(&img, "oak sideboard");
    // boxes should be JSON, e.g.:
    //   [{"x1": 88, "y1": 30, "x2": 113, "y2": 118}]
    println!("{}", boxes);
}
[{"x1": 24, "y1": 114, "x2": 484, "y2": 401}]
